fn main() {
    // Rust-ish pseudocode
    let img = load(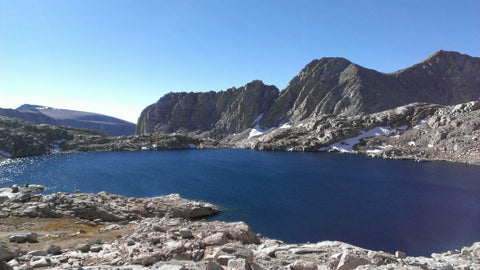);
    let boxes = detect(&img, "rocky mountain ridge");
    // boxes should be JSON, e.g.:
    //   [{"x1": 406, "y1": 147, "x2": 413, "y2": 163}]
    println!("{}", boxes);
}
[
  {"x1": 136, "y1": 80, "x2": 279, "y2": 139},
  {"x1": 137, "y1": 50, "x2": 480, "y2": 136},
  {"x1": 1, "y1": 100, "x2": 479, "y2": 165},
  {"x1": 0, "y1": 105, "x2": 136, "y2": 136}
]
